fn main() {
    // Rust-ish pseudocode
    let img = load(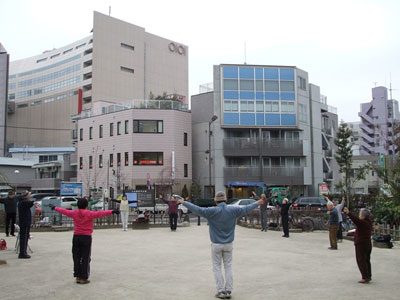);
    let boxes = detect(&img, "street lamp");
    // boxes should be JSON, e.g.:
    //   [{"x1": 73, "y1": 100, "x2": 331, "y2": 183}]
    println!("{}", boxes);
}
[
  {"x1": 208, "y1": 115, "x2": 218, "y2": 198},
  {"x1": 14, "y1": 169, "x2": 20, "y2": 194}
]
